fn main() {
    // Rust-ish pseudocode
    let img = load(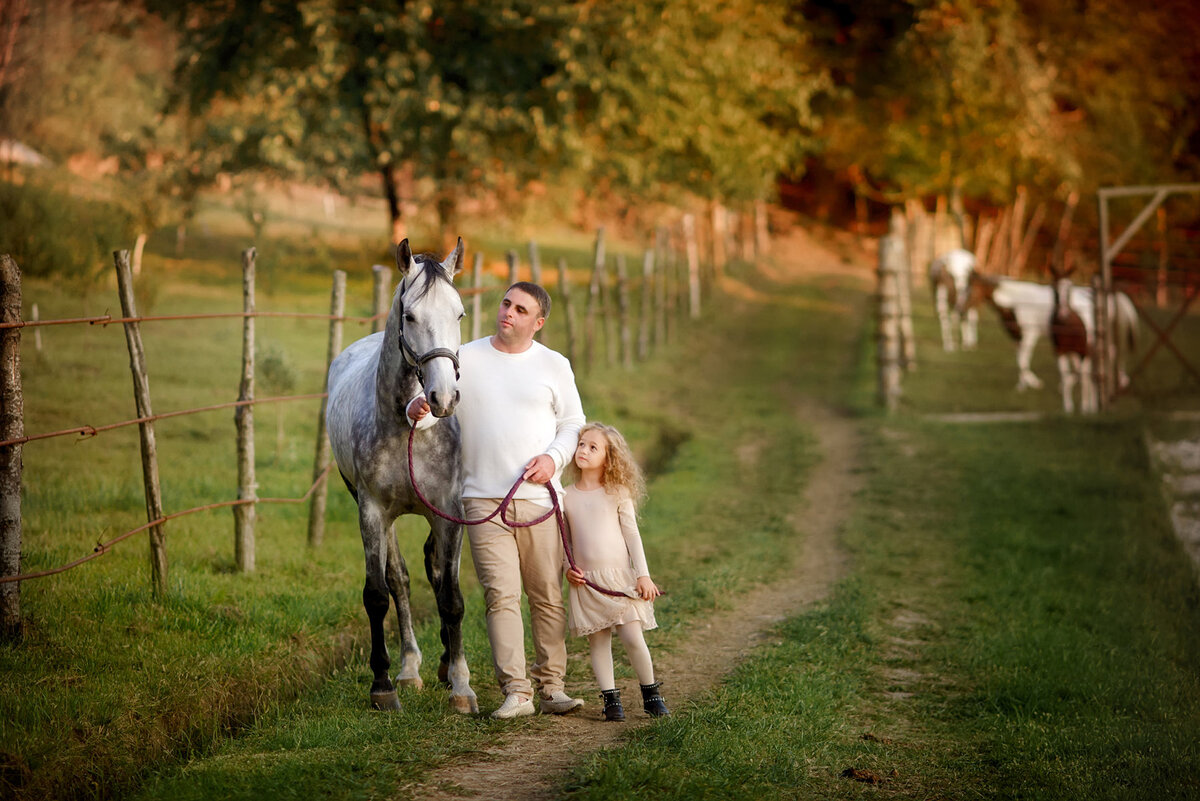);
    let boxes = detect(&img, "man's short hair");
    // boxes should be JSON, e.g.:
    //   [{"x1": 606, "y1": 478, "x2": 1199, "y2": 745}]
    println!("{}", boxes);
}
[{"x1": 508, "y1": 281, "x2": 552, "y2": 319}]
